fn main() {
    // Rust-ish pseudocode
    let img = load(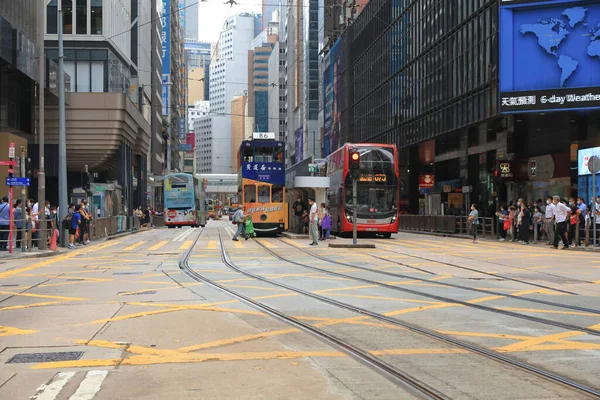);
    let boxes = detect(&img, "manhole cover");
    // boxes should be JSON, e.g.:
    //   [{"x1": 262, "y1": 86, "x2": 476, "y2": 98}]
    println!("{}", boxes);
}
[
  {"x1": 7, "y1": 352, "x2": 84, "y2": 364},
  {"x1": 113, "y1": 272, "x2": 143, "y2": 275},
  {"x1": 118, "y1": 290, "x2": 156, "y2": 296}
]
